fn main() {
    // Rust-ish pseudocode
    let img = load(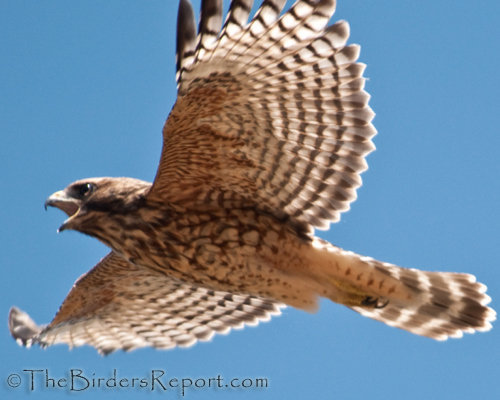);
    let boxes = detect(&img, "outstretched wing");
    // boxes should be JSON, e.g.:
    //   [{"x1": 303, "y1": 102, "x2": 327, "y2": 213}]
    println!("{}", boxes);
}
[
  {"x1": 149, "y1": 0, "x2": 376, "y2": 231},
  {"x1": 9, "y1": 252, "x2": 284, "y2": 355}
]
